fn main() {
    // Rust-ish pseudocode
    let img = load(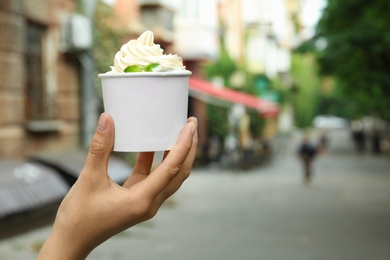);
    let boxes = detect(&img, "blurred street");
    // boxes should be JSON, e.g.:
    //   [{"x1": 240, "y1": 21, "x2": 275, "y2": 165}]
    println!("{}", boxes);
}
[{"x1": 1, "y1": 129, "x2": 390, "y2": 260}]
